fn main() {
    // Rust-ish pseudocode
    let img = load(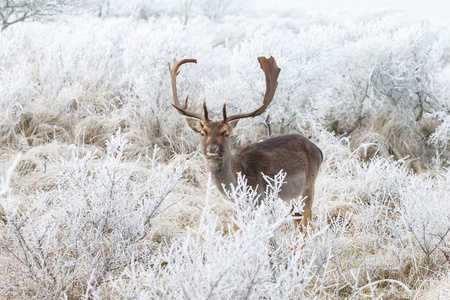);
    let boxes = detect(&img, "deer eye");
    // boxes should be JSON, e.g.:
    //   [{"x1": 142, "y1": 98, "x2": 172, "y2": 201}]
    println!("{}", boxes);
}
[
  {"x1": 200, "y1": 132, "x2": 205, "y2": 136},
  {"x1": 224, "y1": 132, "x2": 230, "y2": 137}
]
